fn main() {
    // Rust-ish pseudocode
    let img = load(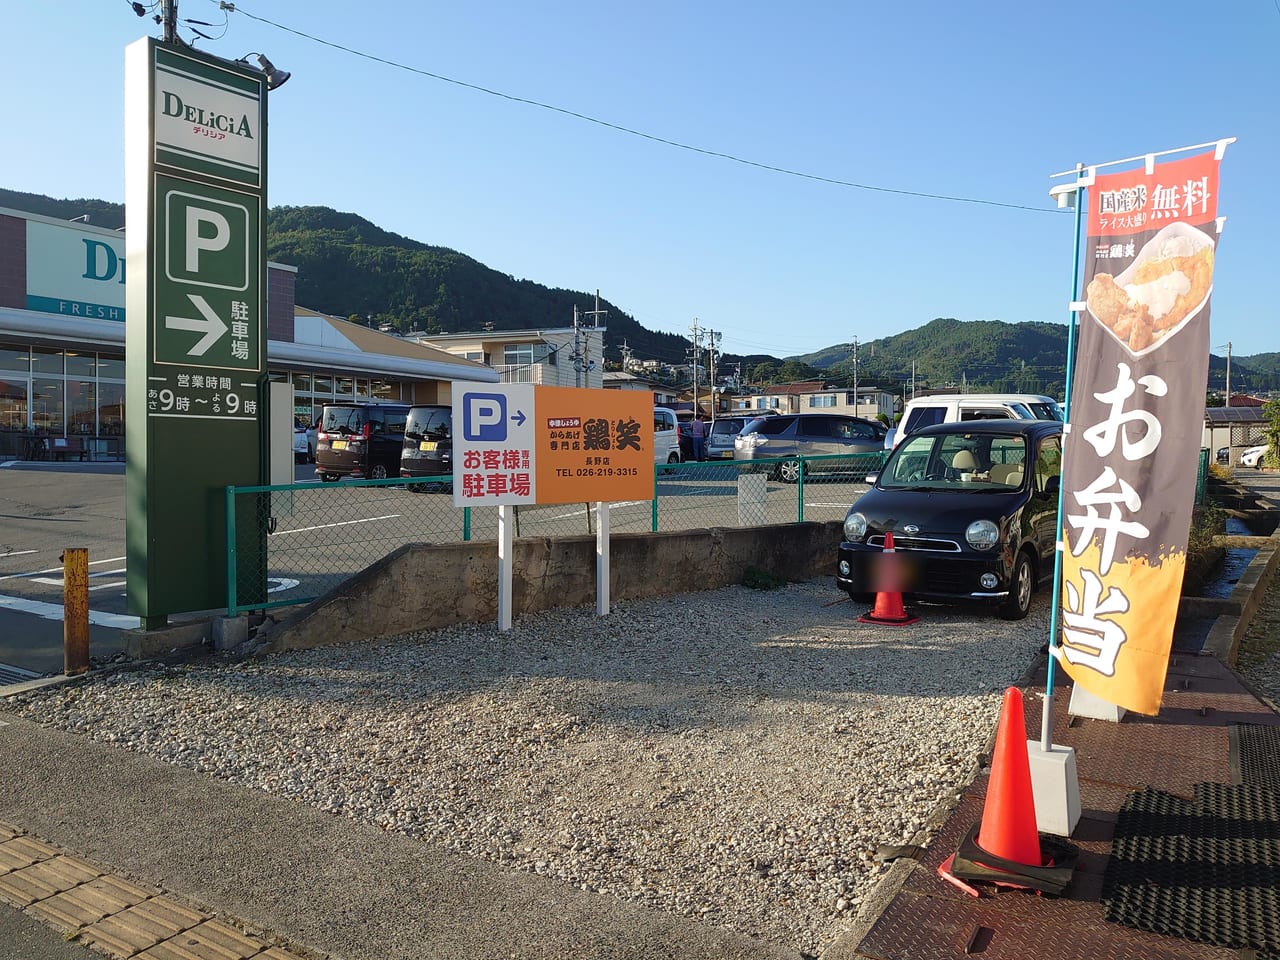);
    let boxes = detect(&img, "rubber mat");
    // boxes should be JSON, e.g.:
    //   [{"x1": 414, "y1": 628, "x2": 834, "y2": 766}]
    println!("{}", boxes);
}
[
  {"x1": 1101, "y1": 782, "x2": 1280, "y2": 957},
  {"x1": 1232, "y1": 722, "x2": 1280, "y2": 792}
]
